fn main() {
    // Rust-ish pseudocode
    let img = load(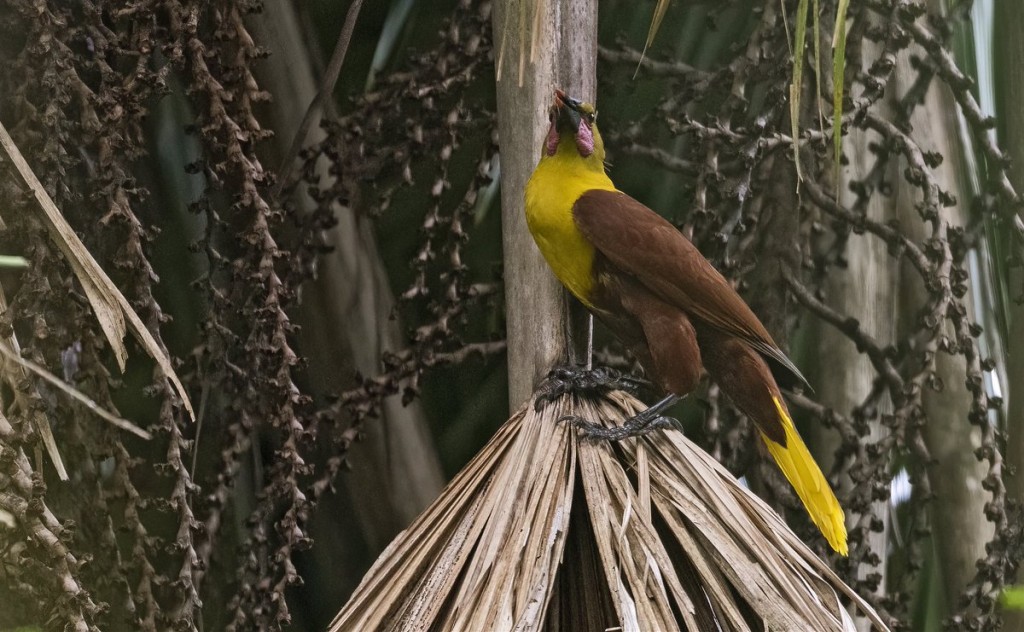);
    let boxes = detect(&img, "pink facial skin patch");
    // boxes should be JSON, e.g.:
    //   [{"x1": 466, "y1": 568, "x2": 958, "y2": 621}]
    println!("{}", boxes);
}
[
  {"x1": 575, "y1": 119, "x2": 594, "y2": 157},
  {"x1": 545, "y1": 121, "x2": 559, "y2": 156}
]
